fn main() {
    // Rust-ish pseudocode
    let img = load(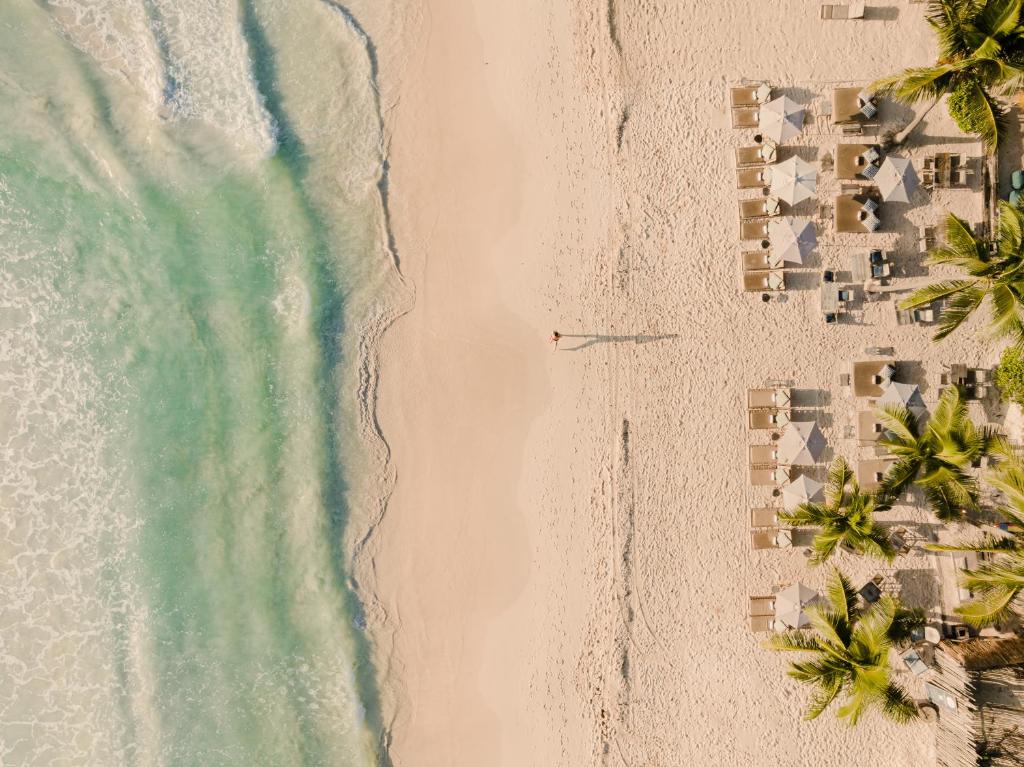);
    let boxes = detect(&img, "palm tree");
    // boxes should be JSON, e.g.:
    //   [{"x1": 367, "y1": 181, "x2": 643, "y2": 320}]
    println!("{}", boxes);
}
[
  {"x1": 928, "y1": 457, "x2": 1024, "y2": 625},
  {"x1": 778, "y1": 457, "x2": 896, "y2": 565},
  {"x1": 767, "y1": 570, "x2": 924, "y2": 725},
  {"x1": 876, "y1": 385, "x2": 1005, "y2": 521},
  {"x1": 872, "y1": 0, "x2": 1024, "y2": 150},
  {"x1": 899, "y1": 203, "x2": 1024, "y2": 343}
]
